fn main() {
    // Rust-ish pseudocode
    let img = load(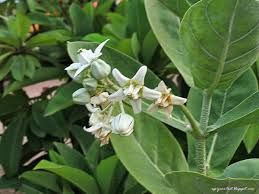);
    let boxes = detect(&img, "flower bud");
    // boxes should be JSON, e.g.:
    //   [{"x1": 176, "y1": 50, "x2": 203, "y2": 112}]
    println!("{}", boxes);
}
[
  {"x1": 72, "y1": 88, "x2": 90, "y2": 105},
  {"x1": 82, "y1": 78, "x2": 98, "y2": 91},
  {"x1": 111, "y1": 113, "x2": 134, "y2": 136},
  {"x1": 91, "y1": 59, "x2": 111, "y2": 80}
]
